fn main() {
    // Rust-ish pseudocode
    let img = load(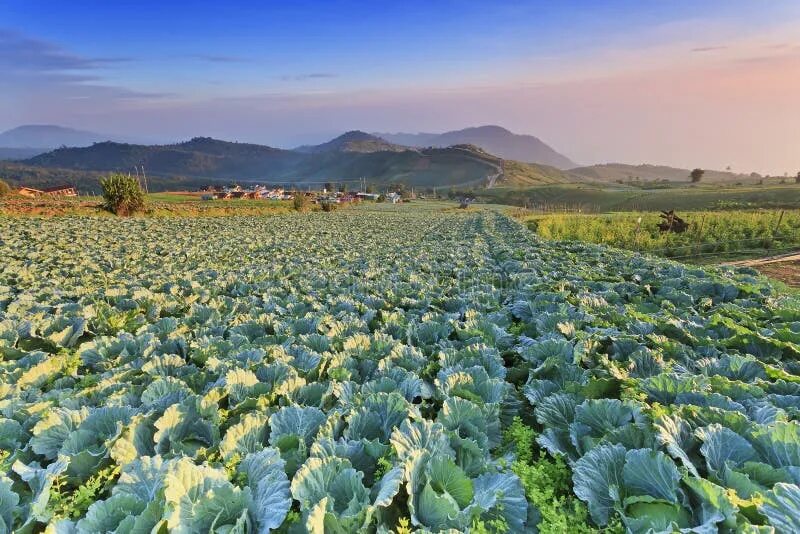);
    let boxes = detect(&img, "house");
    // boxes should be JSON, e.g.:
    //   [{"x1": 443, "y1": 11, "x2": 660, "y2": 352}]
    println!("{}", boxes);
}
[
  {"x1": 17, "y1": 187, "x2": 44, "y2": 197},
  {"x1": 355, "y1": 192, "x2": 379, "y2": 201},
  {"x1": 42, "y1": 185, "x2": 78, "y2": 197},
  {"x1": 16, "y1": 185, "x2": 77, "y2": 197},
  {"x1": 386, "y1": 192, "x2": 401, "y2": 204}
]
